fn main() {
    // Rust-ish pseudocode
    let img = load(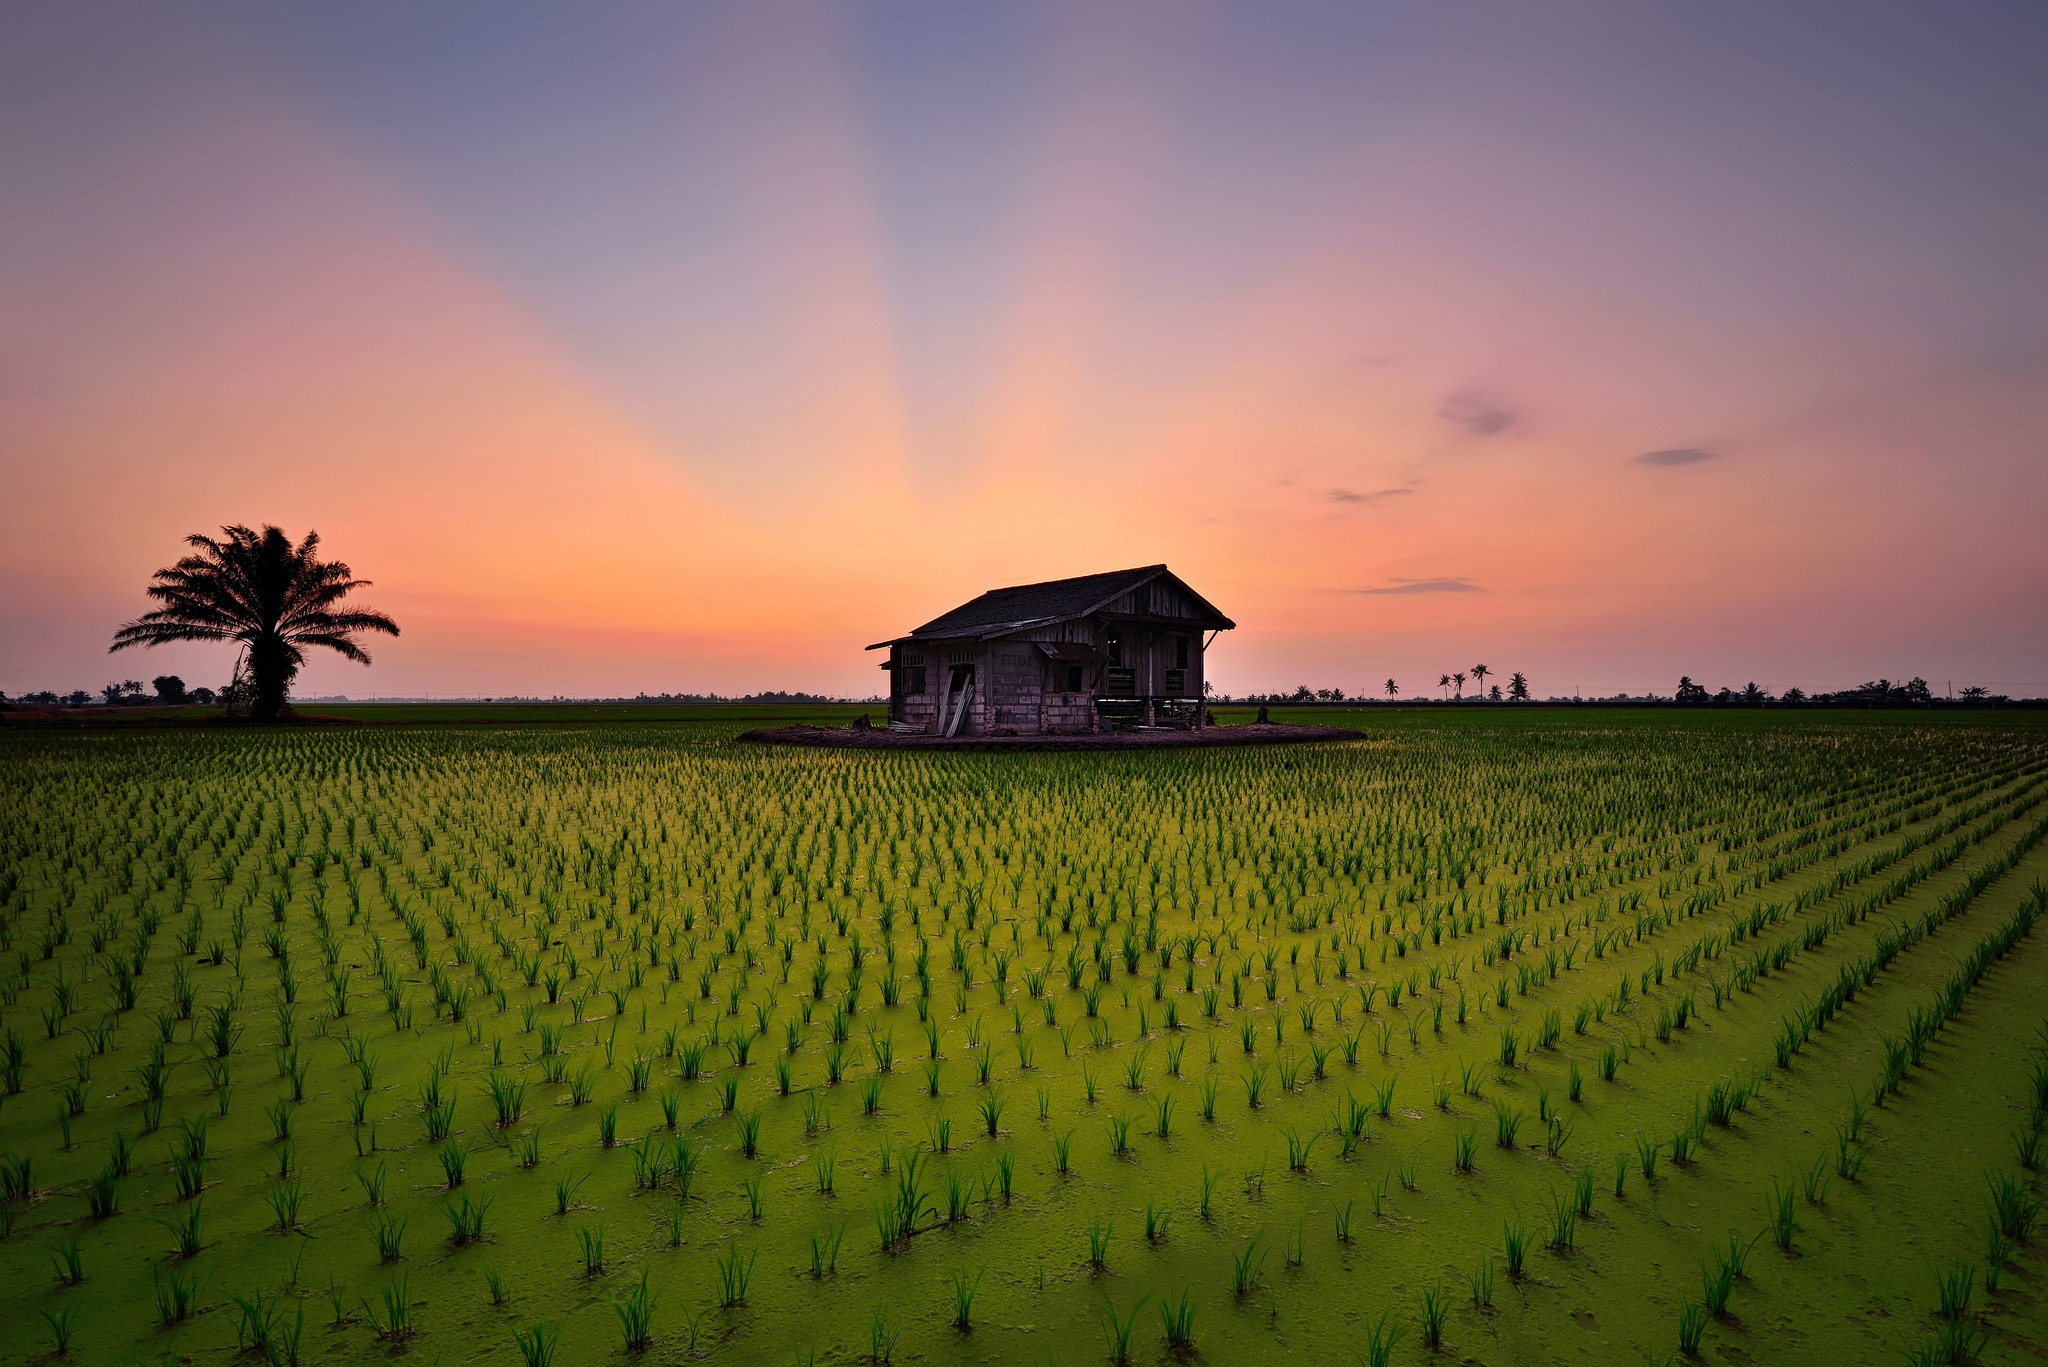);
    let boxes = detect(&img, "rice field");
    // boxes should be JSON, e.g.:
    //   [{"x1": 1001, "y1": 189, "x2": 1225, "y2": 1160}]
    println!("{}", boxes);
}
[{"x1": 2, "y1": 709, "x2": 2045, "y2": 1365}]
